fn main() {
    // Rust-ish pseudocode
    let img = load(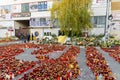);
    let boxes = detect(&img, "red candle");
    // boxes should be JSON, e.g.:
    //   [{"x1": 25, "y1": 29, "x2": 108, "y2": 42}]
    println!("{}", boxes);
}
[{"x1": 57, "y1": 76, "x2": 62, "y2": 80}]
